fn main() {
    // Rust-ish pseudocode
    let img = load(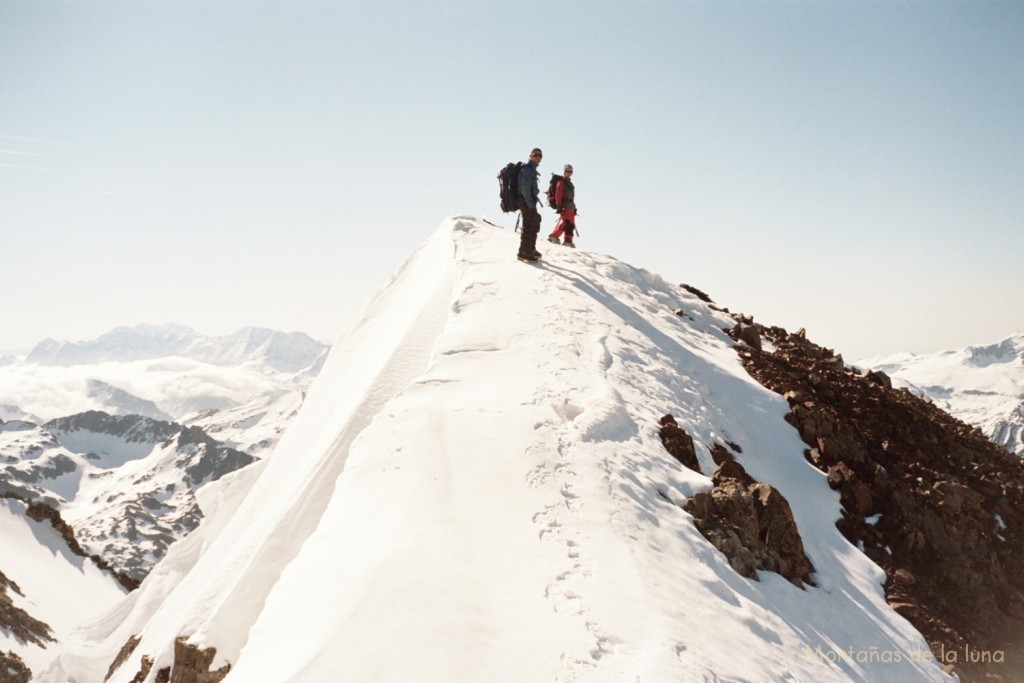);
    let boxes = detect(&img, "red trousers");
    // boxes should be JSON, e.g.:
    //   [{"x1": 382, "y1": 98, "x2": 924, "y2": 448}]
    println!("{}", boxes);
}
[{"x1": 550, "y1": 209, "x2": 576, "y2": 243}]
